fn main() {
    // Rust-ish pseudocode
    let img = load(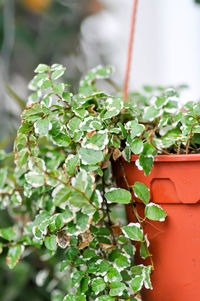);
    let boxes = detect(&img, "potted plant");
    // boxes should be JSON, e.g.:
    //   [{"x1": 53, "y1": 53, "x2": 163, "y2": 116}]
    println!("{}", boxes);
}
[
  {"x1": 114, "y1": 87, "x2": 200, "y2": 301},
  {"x1": 0, "y1": 63, "x2": 199, "y2": 301}
]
